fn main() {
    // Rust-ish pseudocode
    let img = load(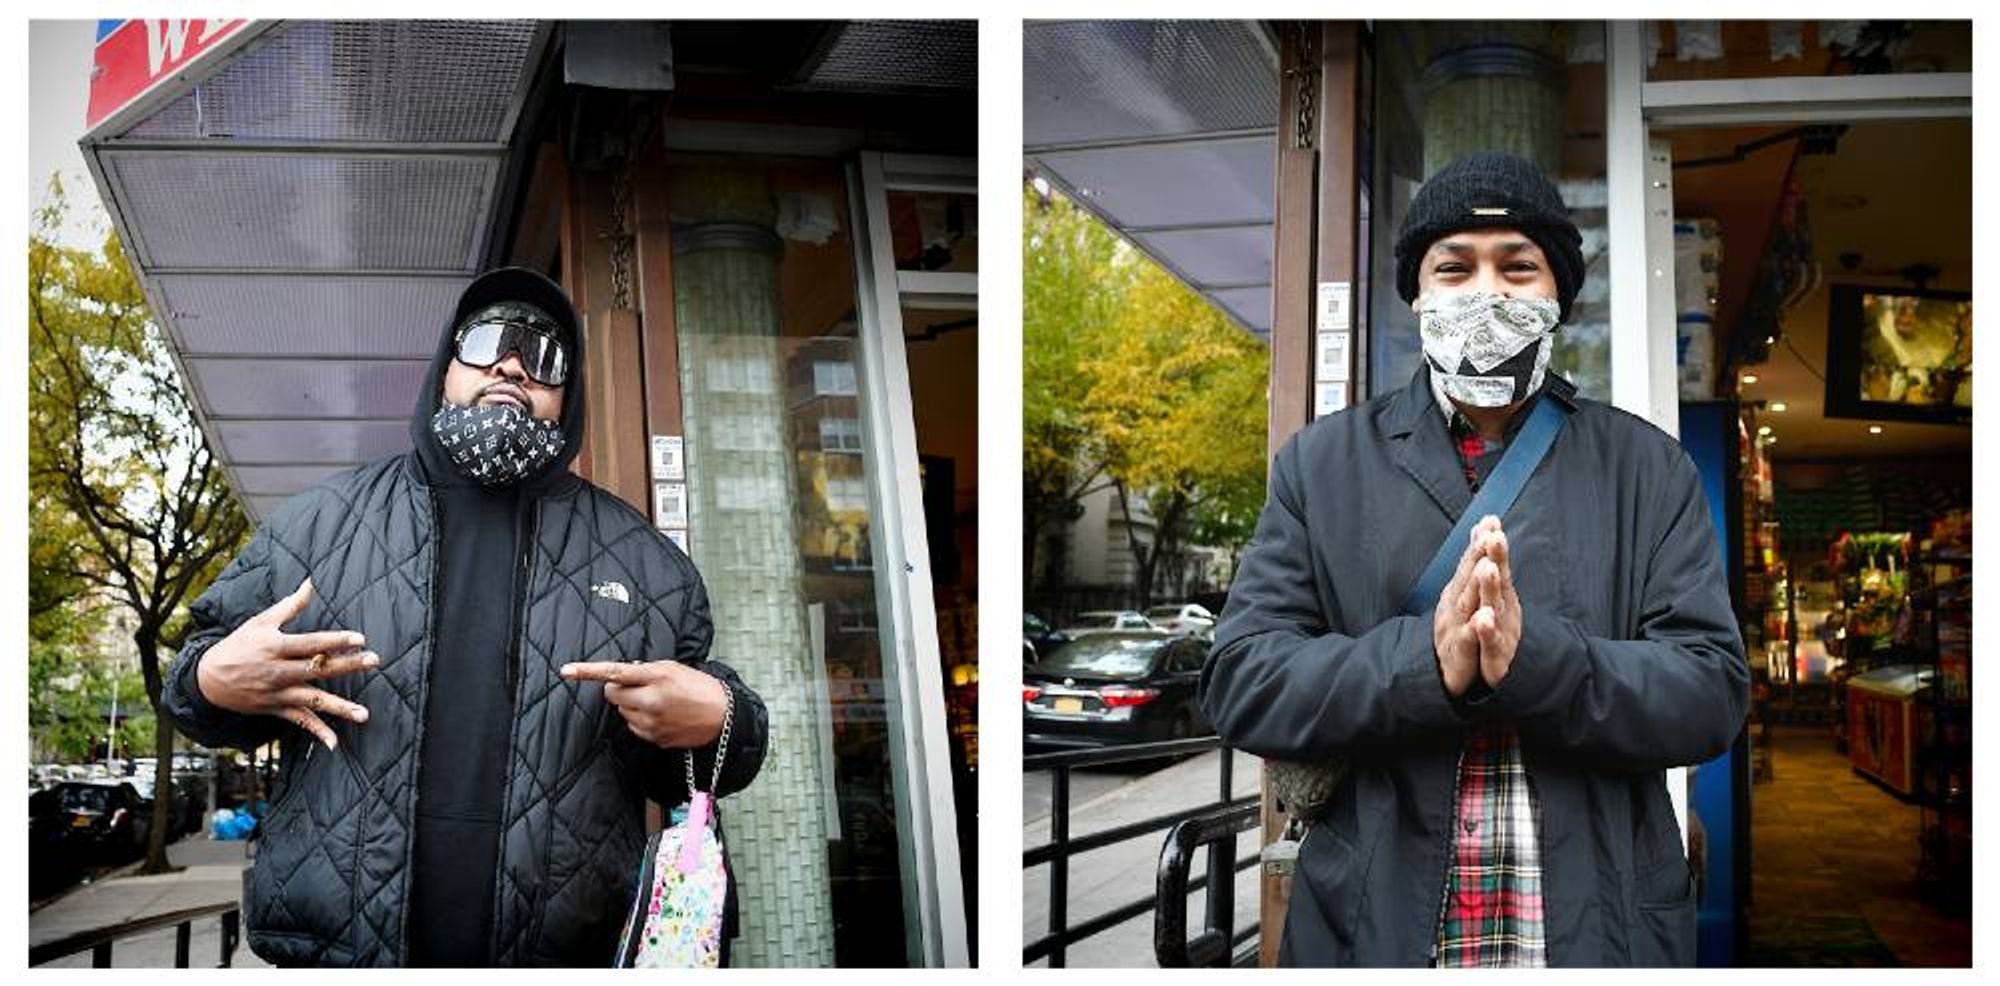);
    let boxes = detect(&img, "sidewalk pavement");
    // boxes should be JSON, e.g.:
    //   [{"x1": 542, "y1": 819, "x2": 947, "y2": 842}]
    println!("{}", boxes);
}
[
  {"x1": 30, "y1": 837, "x2": 270, "y2": 968},
  {"x1": 1023, "y1": 748, "x2": 1265, "y2": 967}
]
